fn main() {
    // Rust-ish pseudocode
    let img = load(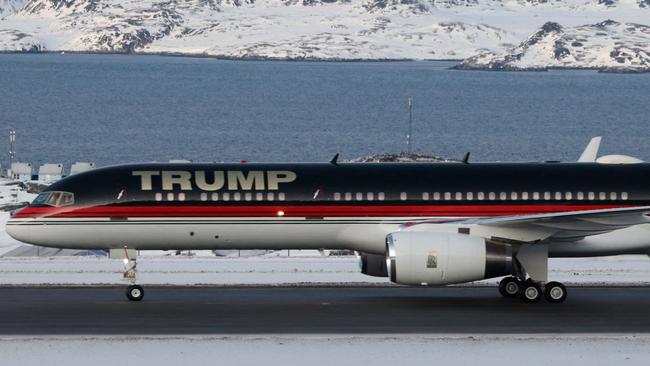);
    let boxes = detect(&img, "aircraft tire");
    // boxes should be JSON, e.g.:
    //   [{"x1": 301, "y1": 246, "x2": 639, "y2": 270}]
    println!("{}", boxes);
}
[
  {"x1": 521, "y1": 282, "x2": 542, "y2": 303},
  {"x1": 544, "y1": 282, "x2": 567, "y2": 303},
  {"x1": 498, "y1": 277, "x2": 521, "y2": 298},
  {"x1": 126, "y1": 285, "x2": 144, "y2": 302}
]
